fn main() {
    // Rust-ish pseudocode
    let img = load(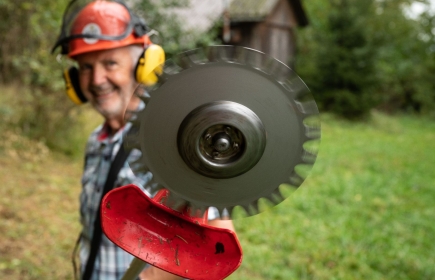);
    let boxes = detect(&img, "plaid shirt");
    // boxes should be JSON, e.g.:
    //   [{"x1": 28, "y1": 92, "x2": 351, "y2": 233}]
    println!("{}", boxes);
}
[
  {"x1": 78, "y1": 121, "x2": 220, "y2": 280},
  {"x1": 79, "y1": 121, "x2": 155, "y2": 280}
]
